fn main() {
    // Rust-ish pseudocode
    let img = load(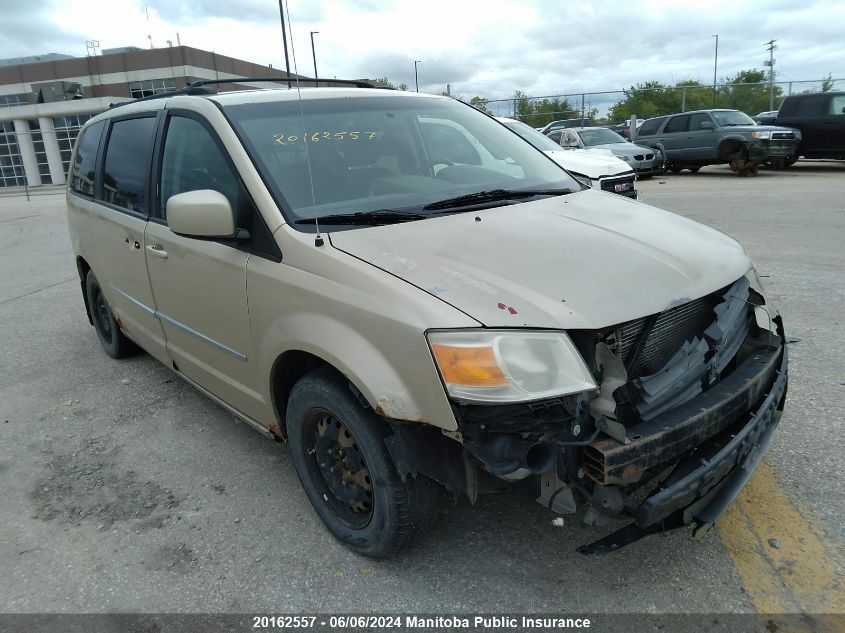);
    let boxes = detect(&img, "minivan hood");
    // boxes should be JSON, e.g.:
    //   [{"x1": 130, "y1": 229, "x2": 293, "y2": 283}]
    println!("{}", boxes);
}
[
  {"x1": 329, "y1": 190, "x2": 750, "y2": 330},
  {"x1": 543, "y1": 149, "x2": 631, "y2": 179}
]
